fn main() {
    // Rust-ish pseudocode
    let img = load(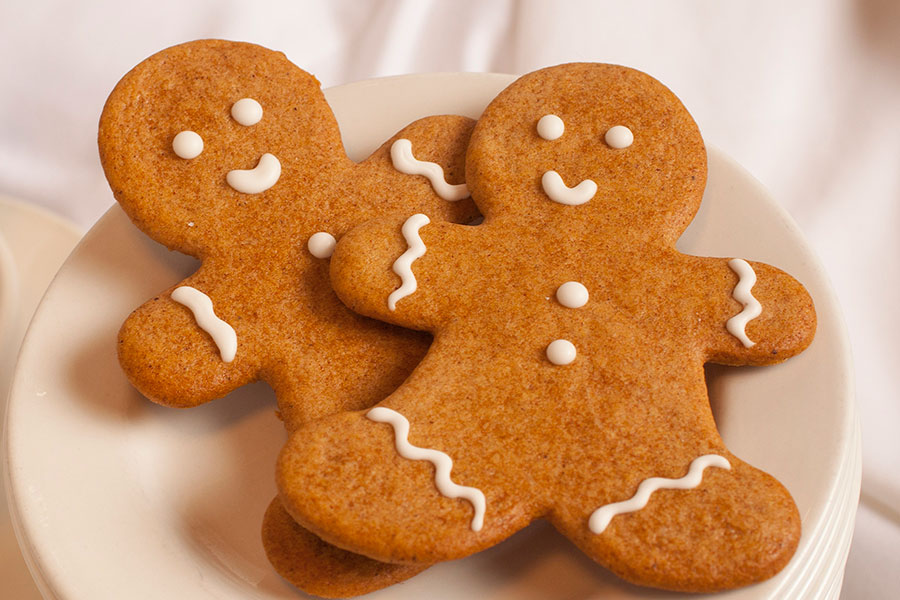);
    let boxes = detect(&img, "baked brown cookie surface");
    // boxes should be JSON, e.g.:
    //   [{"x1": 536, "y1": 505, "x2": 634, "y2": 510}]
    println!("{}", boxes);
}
[
  {"x1": 100, "y1": 40, "x2": 475, "y2": 596},
  {"x1": 262, "y1": 499, "x2": 427, "y2": 598},
  {"x1": 279, "y1": 63, "x2": 816, "y2": 592}
]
